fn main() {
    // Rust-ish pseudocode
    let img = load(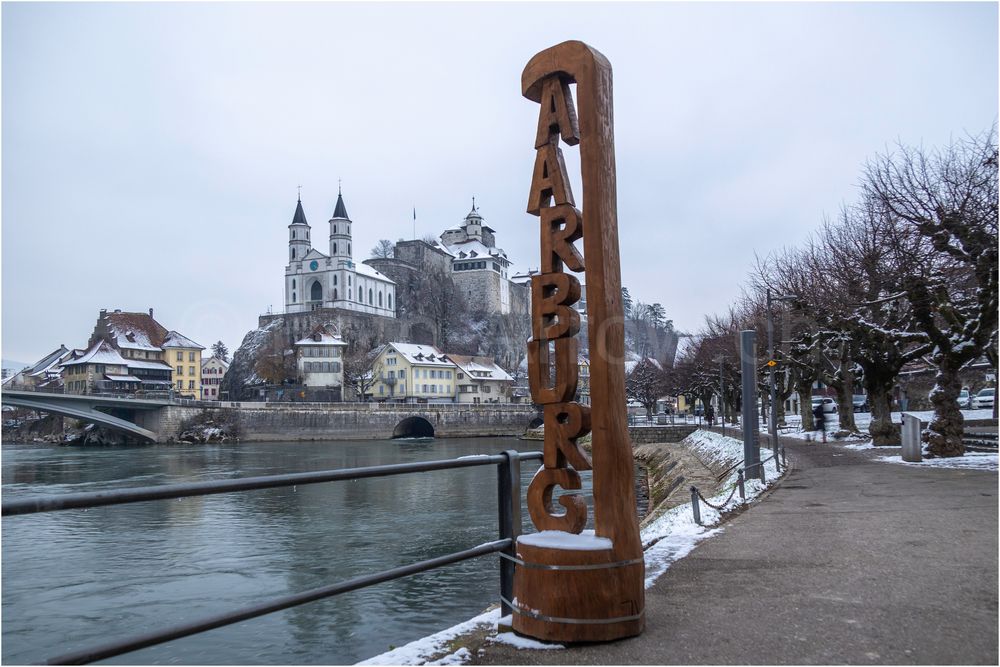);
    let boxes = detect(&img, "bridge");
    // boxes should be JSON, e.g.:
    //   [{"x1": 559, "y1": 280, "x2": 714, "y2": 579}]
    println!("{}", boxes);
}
[
  {"x1": 2, "y1": 390, "x2": 541, "y2": 442},
  {"x1": 2, "y1": 390, "x2": 166, "y2": 442}
]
